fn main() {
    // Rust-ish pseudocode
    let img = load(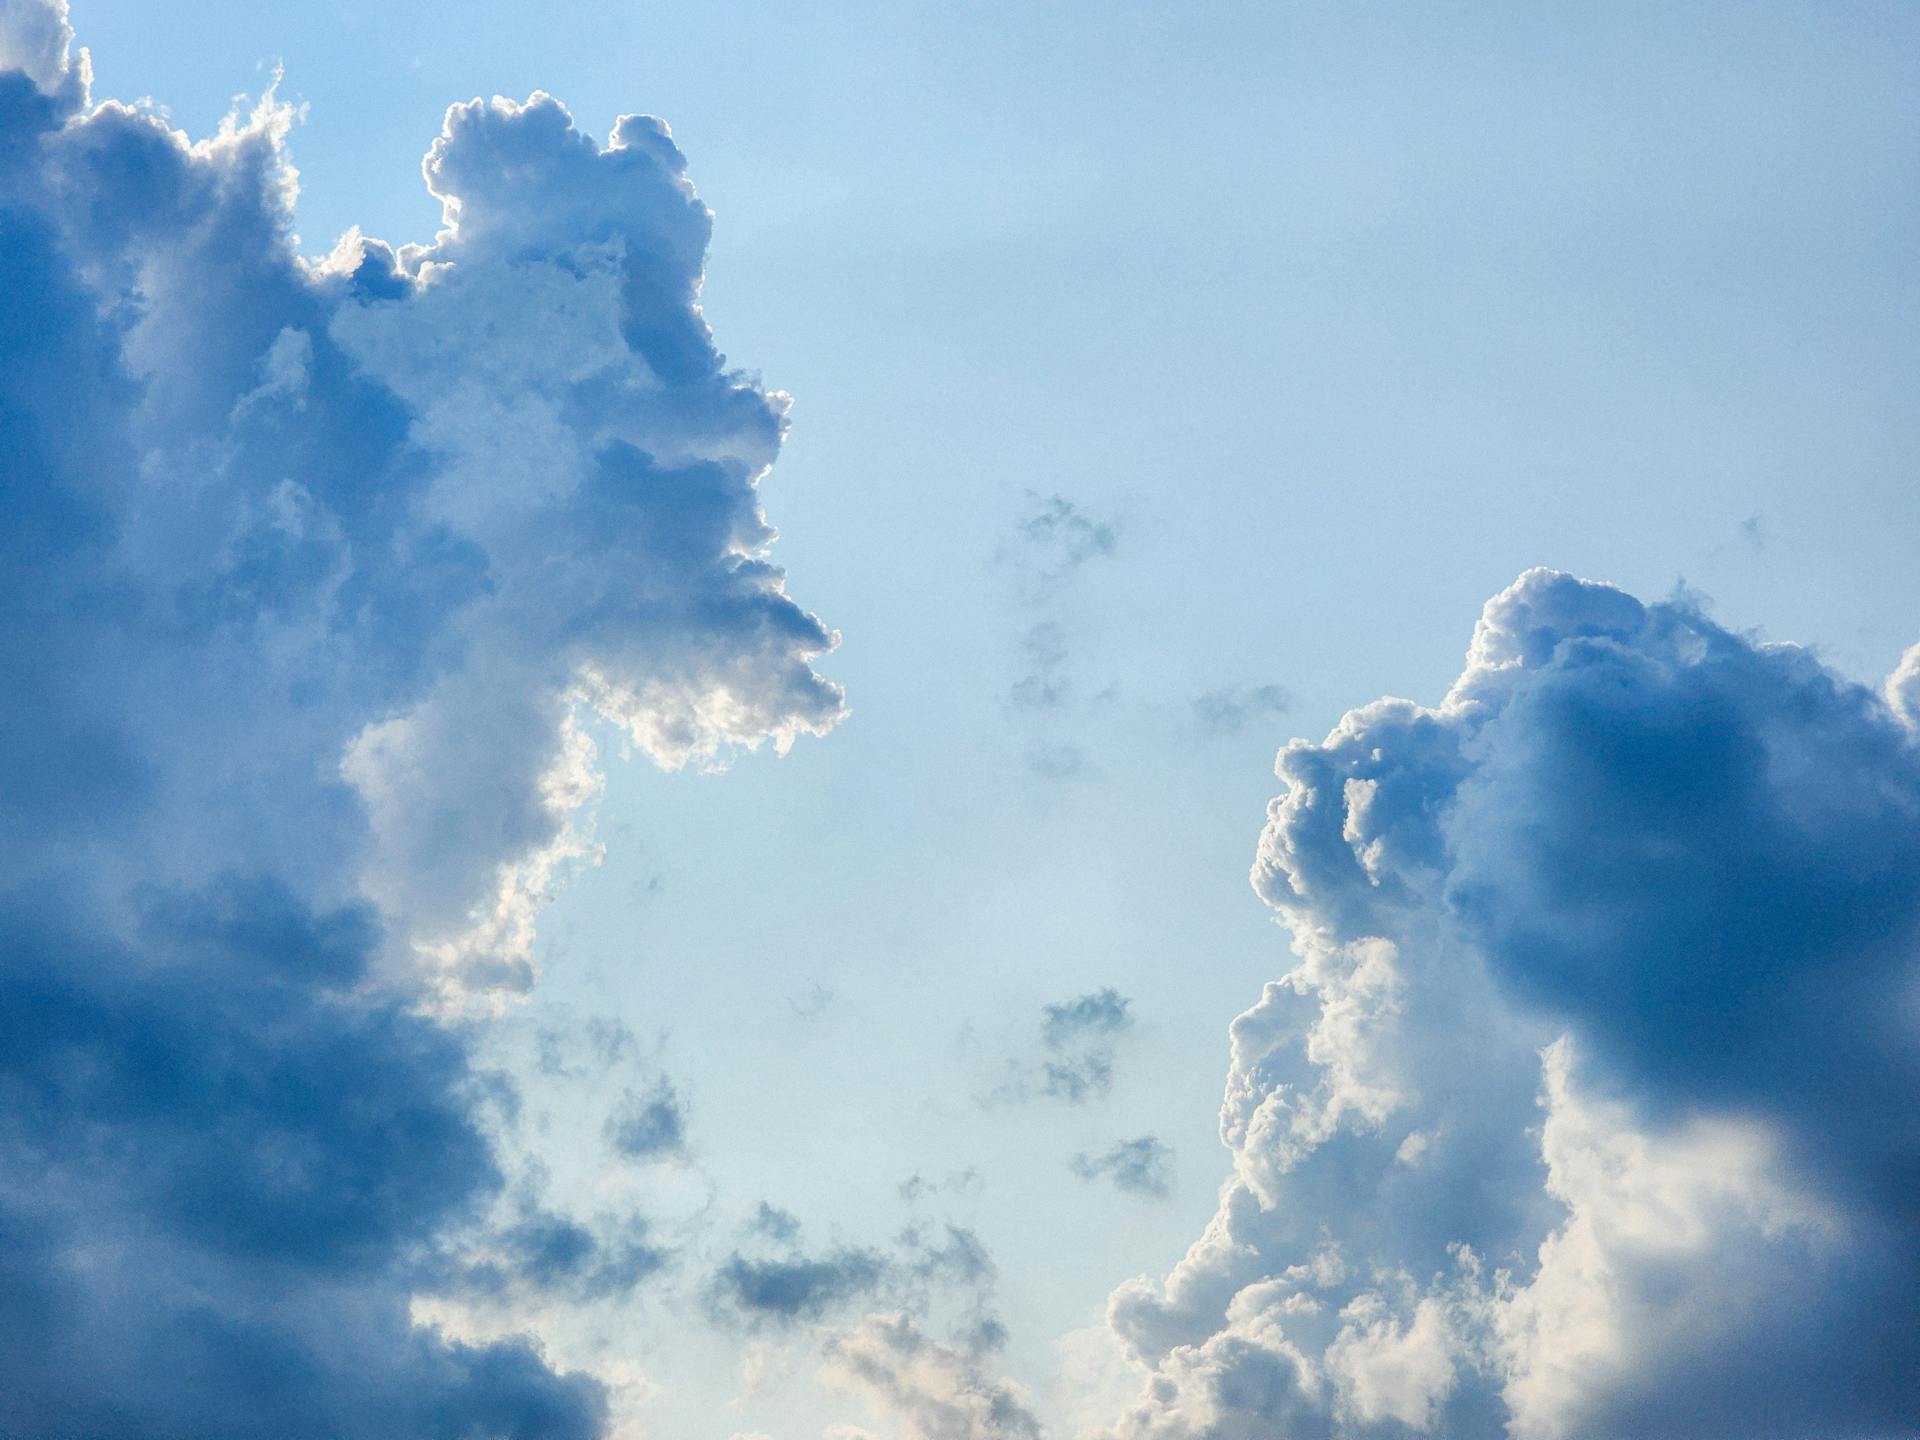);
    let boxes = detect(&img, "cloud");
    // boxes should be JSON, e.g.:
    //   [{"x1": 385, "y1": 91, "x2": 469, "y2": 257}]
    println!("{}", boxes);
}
[
  {"x1": 1008, "y1": 492, "x2": 1118, "y2": 593},
  {"x1": 444, "y1": 1202, "x2": 671, "y2": 1306},
  {"x1": 1002, "y1": 493, "x2": 1118, "y2": 775},
  {"x1": 1043, "y1": 987, "x2": 1133, "y2": 1047},
  {"x1": 751, "y1": 1202, "x2": 804, "y2": 1243},
  {"x1": 711, "y1": 1209, "x2": 1020, "y2": 1430},
  {"x1": 711, "y1": 1248, "x2": 892, "y2": 1326},
  {"x1": 1040, "y1": 988, "x2": 1132, "y2": 1102},
  {"x1": 0, "y1": 5, "x2": 837, "y2": 1434},
  {"x1": 899, "y1": 1169, "x2": 984, "y2": 1204},
  {"x1": 1100, "y1": 570, "x2": 1920, "y2": 1439},
  {"x1": 1071, "y1": 1138, "x2": 1175, "y2": 1199},
  {"x1": 980, "y1": 989, "x2": 1135, "y2": 1107},
  {"x1": 604, "y1": 1078, "x2": 689, "y2": 1161},
  {"x1": 1011, "y1": 621, "x2": 1072, "y2": 709},
  {"x1": 709, "y1": 1223, "x2": 998, "y2": 1332},
  {"x1": 1025, "y1": 739, "x2": 1089, "y2": 780},
  {"x1": 1191, "y1": 683, "x2": 1290, "y2": 737},
  {"x1": 824, "y1": 1313, "x2": 1045, "y2": 1440}
]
